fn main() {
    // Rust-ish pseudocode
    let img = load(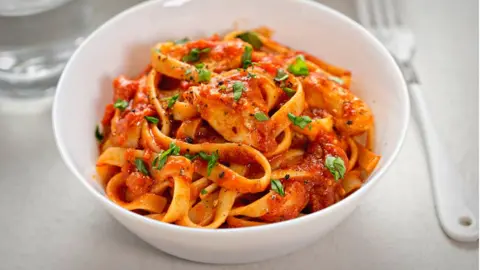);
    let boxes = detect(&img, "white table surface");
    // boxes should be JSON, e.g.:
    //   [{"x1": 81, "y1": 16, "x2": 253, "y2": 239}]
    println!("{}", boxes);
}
[{"x1": 0, "y1": 0, "x2": 478, "y2": 269}]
